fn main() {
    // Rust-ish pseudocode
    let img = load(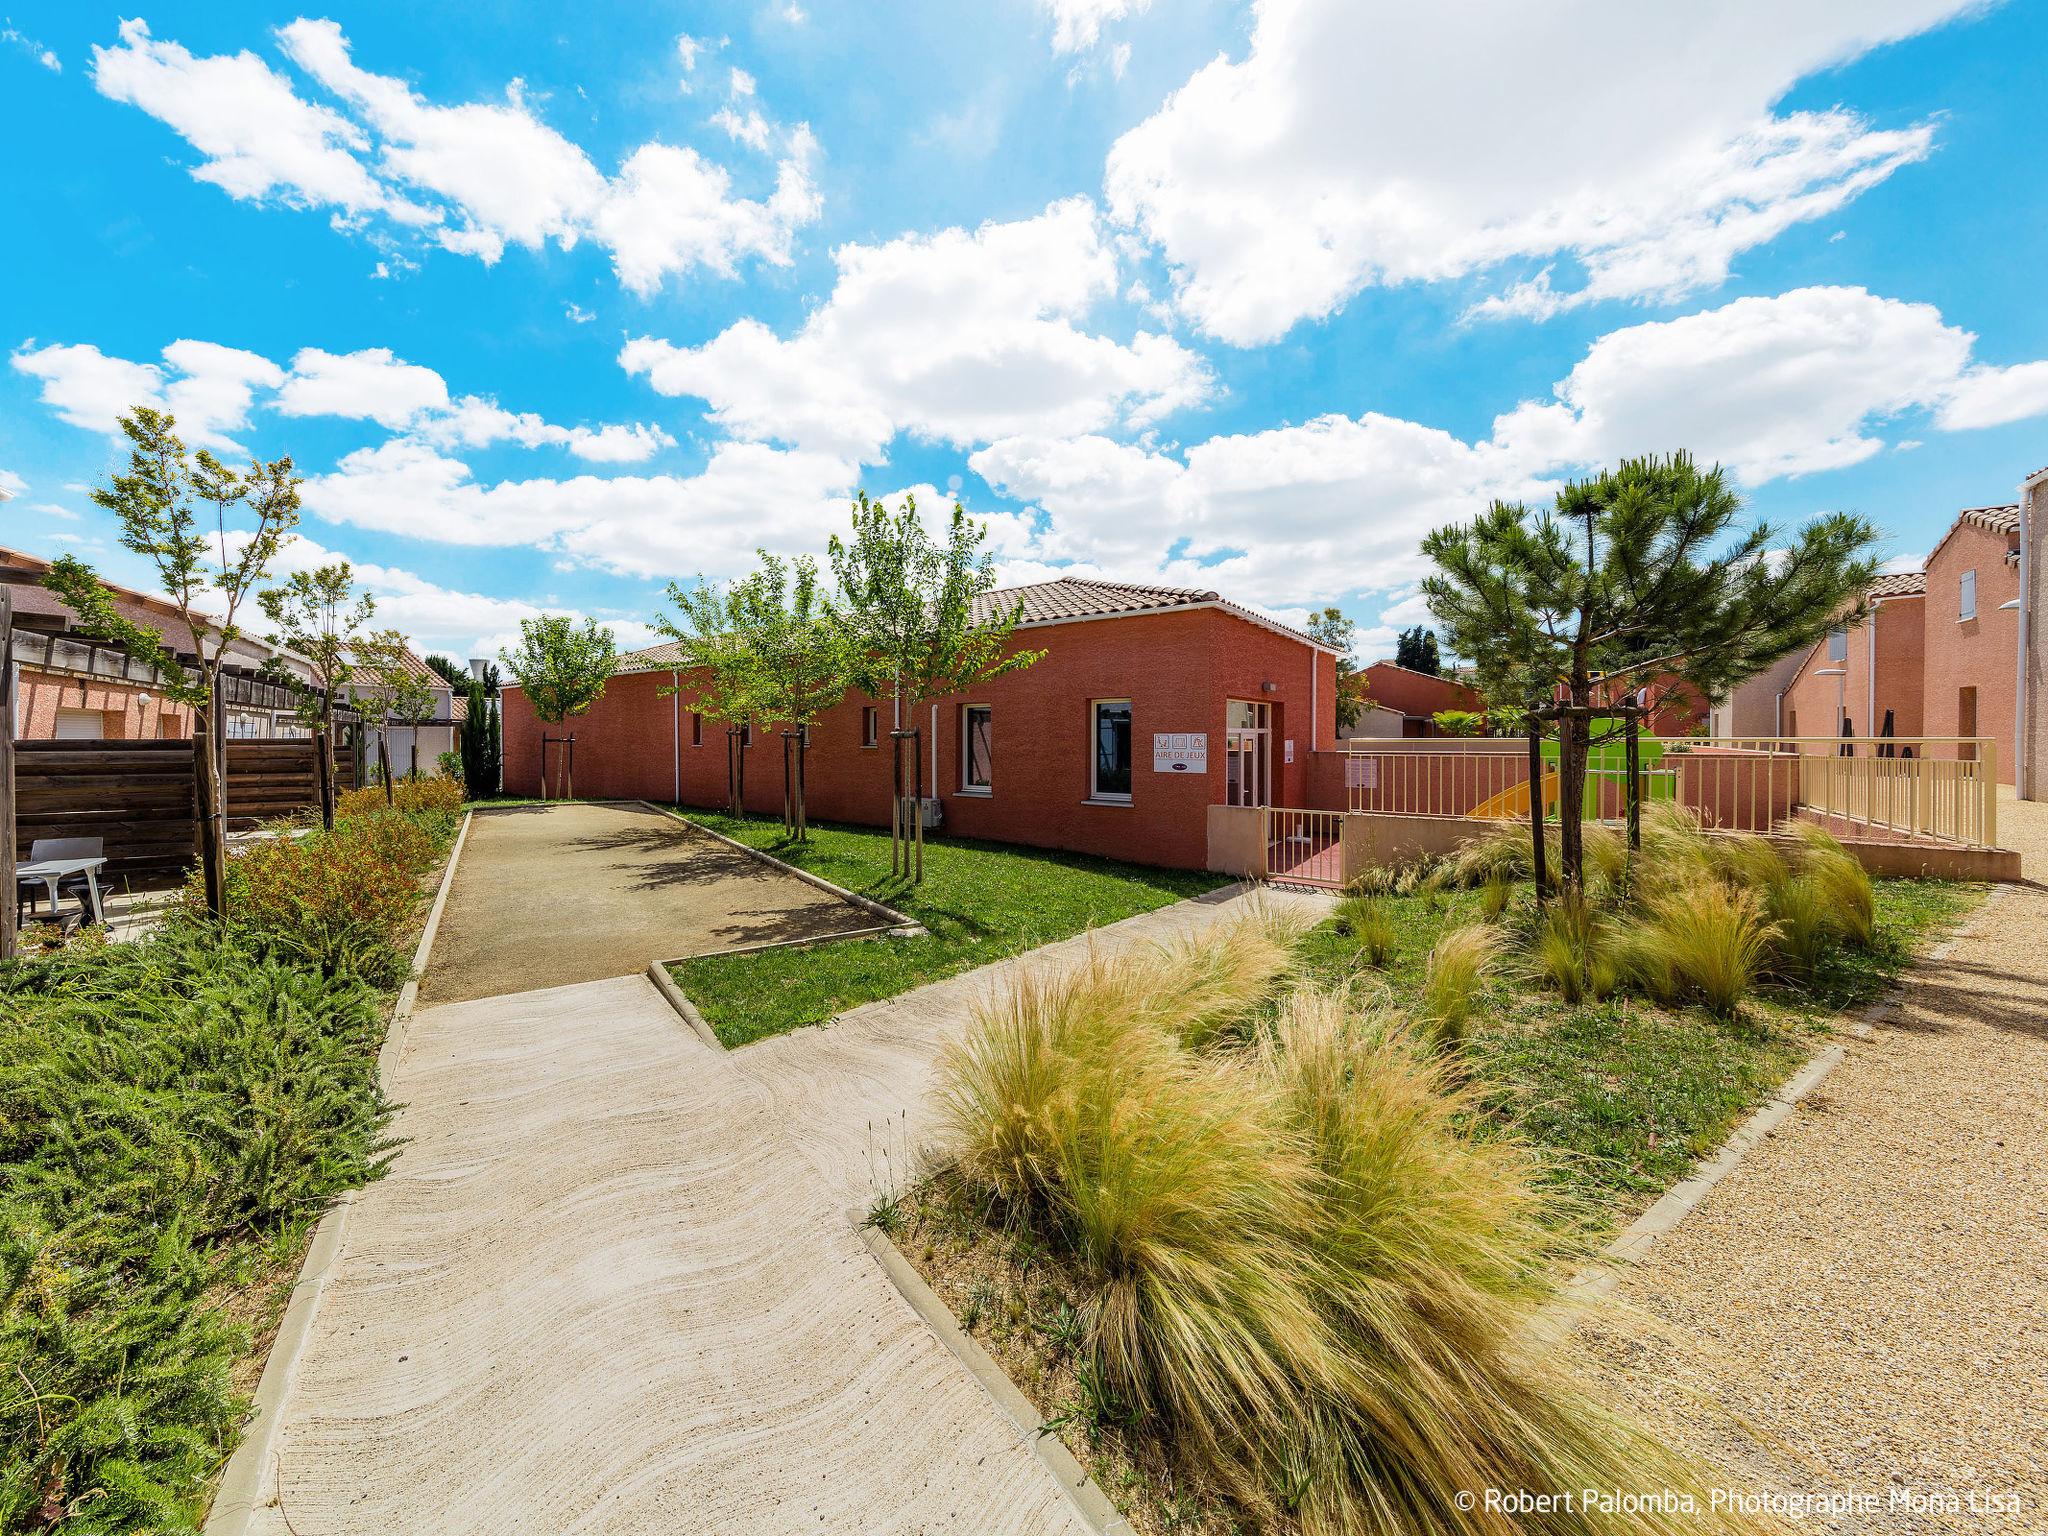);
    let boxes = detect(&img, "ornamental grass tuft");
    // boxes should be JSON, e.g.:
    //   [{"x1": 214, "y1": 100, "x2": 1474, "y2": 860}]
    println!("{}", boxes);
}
[{"x1": 935, "y1": 923, "x2": 1768, "y2": 1536}]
